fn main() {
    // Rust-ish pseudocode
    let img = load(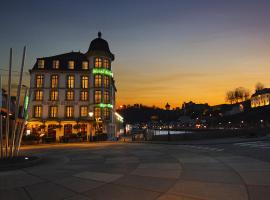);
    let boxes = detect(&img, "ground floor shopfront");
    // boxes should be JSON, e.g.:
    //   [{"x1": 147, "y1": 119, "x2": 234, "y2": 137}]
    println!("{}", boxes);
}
[{"x1": 26, "y1": 120, "x2": 116, "y2": 142}]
